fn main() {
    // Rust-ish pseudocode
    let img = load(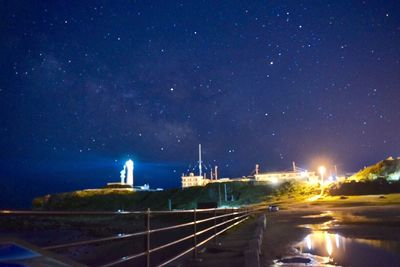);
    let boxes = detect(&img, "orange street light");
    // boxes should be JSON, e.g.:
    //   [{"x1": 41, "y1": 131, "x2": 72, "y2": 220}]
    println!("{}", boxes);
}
[{"x1": 318, "y1": 166, "x2": 326, "y2": 195}]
